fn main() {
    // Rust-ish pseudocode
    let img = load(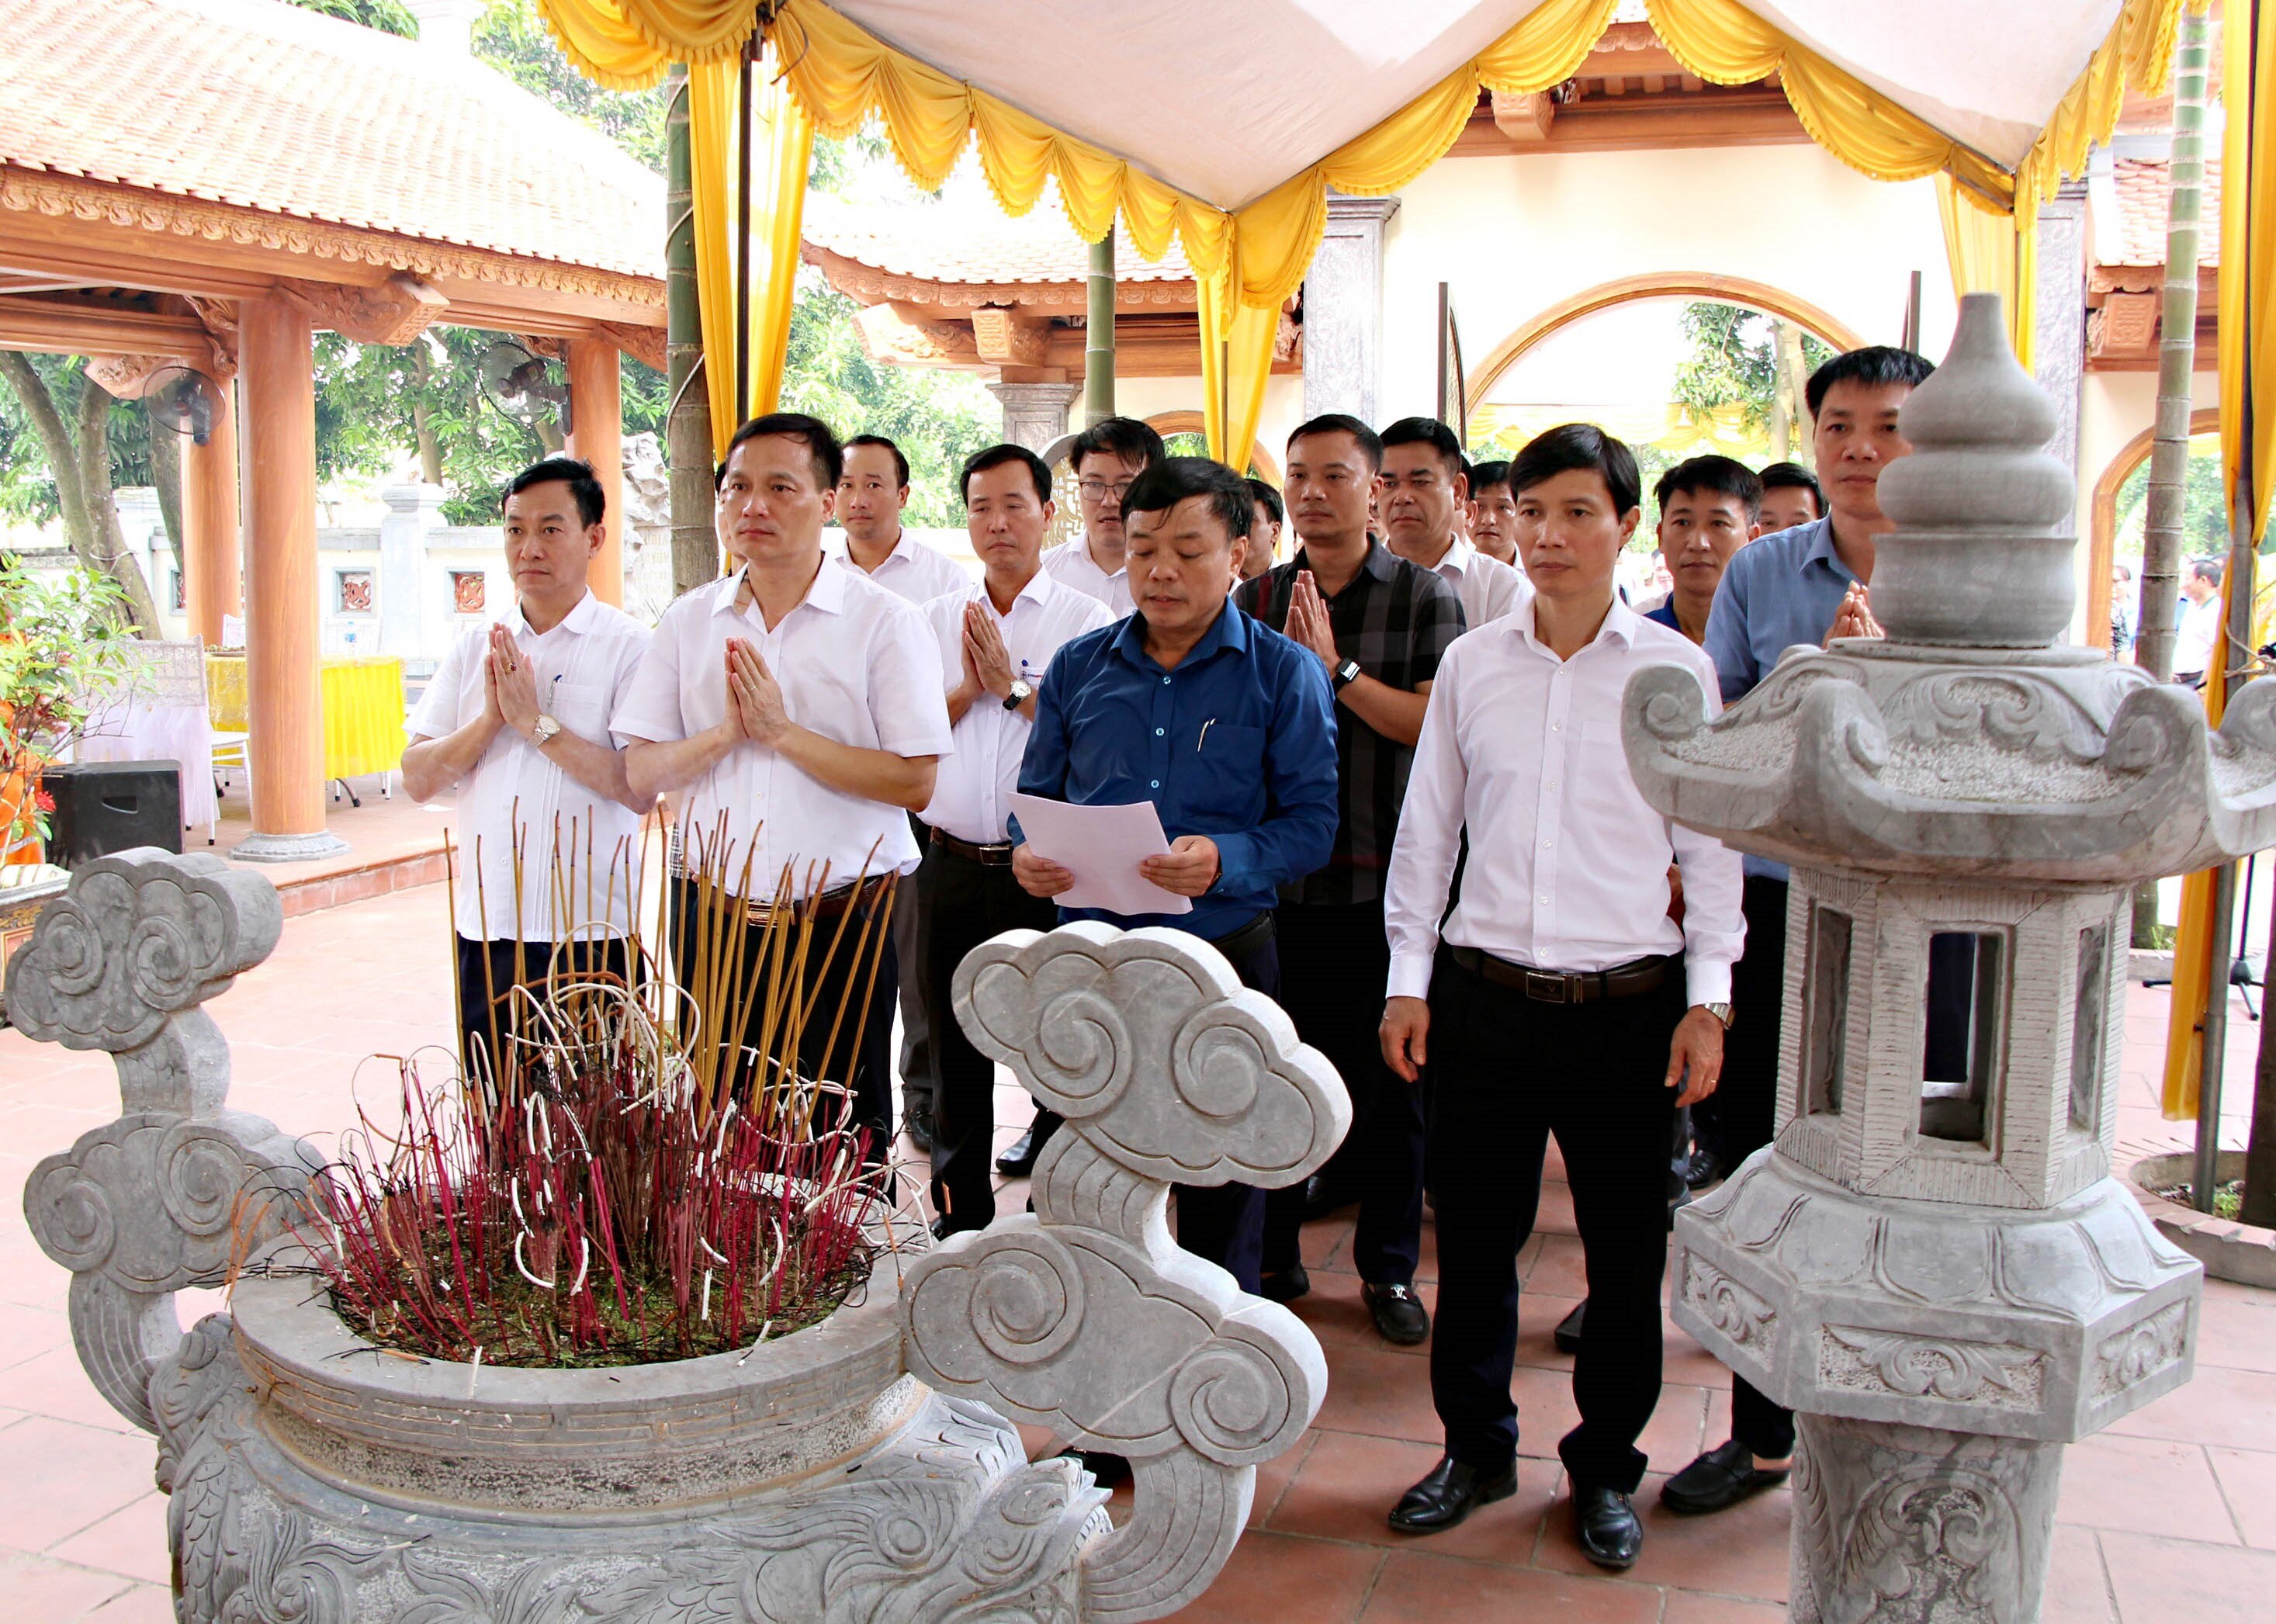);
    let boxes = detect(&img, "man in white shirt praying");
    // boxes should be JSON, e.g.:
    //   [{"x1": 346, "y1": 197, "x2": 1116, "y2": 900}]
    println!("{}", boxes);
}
[
  {"x1": 402, "y1": 456, "x2": 653, "y2": 1076},
  {"x1": 1038, "y1": 416, "x2": 1162, "y2": 621},
  {"x1": 613, "y1": 414, "x2": 952, "y2": 1162},
  {"x1": 827, "y1": 431, "x2": 971, "y2": 1156},
  {"x1": 1377, "y1": 423, "x2": 1744, "y2": 1571},
  {"x1": 1379, "y1": 417, "x2": 1527, "y2": 630},
  {"x1": 916, "y1": 444, "x2": 1114, "y2": 1237}
]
